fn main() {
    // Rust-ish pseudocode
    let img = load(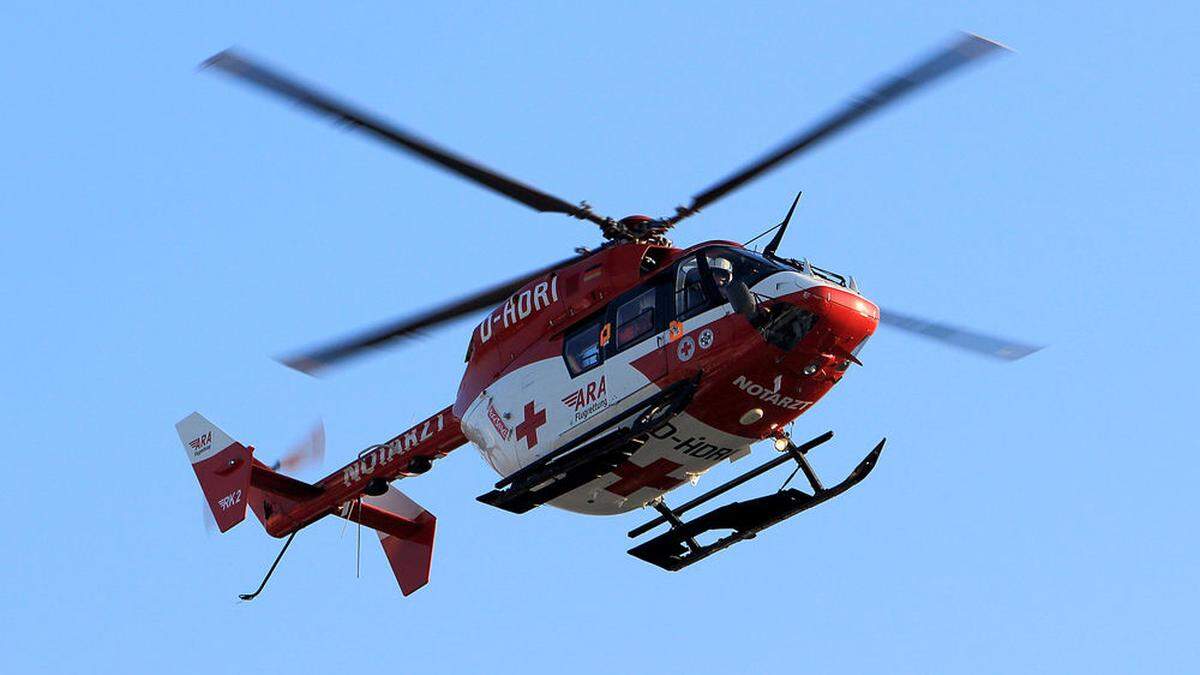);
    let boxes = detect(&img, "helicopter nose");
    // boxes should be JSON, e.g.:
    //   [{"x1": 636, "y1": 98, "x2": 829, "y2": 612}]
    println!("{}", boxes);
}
[
  {"x1": 816, "y1": 286, "x2": 879, "y2": 349},
  {"x1": 820, "y1": 286, "x2": 879, "y2": 331},
  {"x1": 766, "y1": 284, "x2": 878, "y2": 359}
]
